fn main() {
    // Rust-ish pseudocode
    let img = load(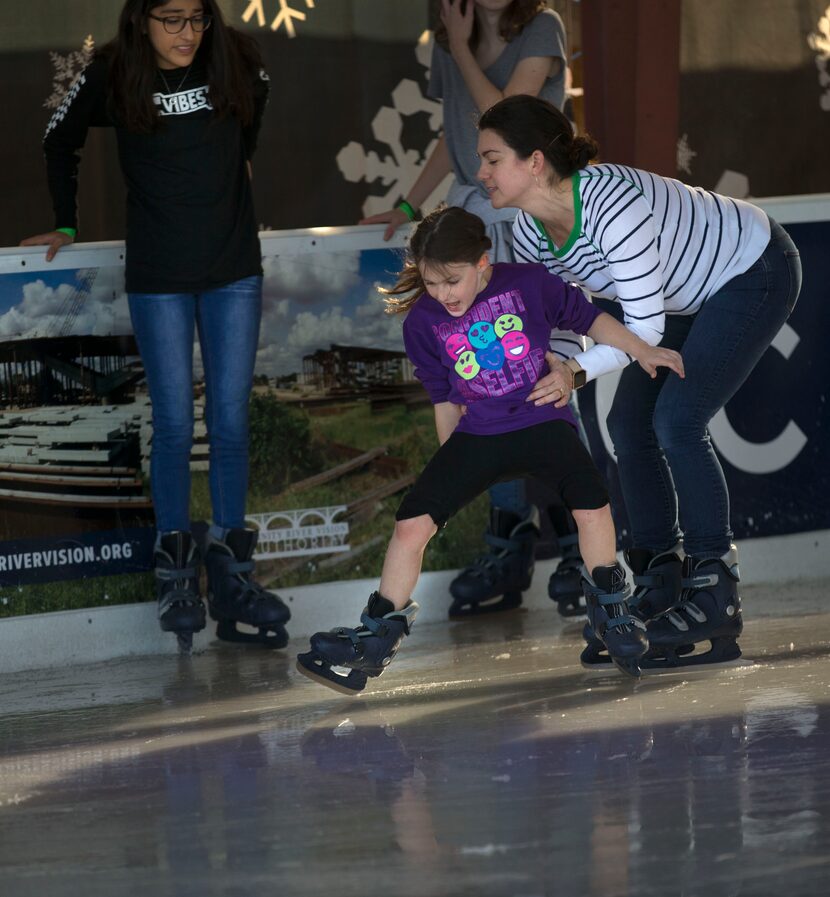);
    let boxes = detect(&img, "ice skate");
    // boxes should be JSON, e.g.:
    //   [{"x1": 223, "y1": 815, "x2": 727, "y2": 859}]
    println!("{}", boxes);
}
[
  {"x1": 548, "y1": 532, "x2": 585, "y2": 617},
  {"x1": 641, "y1": 546, "x2": 743, "y2": 670},
  {"x1": 448, "y1": 506, "x2": 539, "y2": 617},
  {"x1": 582, "y1": 544, "x2": 684, "y2": 668},
  {"x1": 154, "y1": 531, "x2": 206, "y2": 654},
  {"x1": 205, "y1": 528, "x2": 291, "y2": 649},
  {"x1": 297, "y1": 592, "x2": 419, "y2": 696},
  {"x1": 579, "y1": 562, "x2": 648, "y2": 678}
]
